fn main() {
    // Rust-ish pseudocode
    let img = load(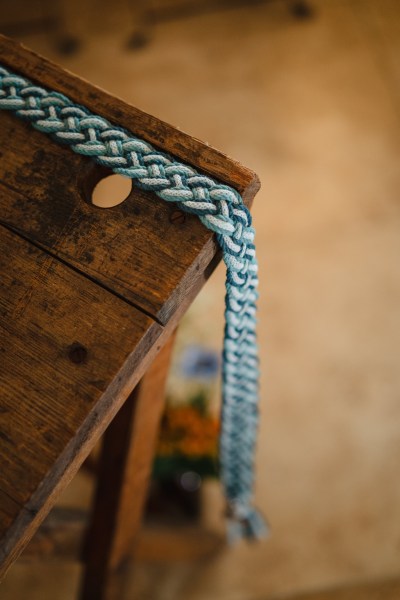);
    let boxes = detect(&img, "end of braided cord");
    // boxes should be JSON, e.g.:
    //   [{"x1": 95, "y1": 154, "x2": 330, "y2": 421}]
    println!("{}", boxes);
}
[{"x1": 226, "y1": 502, "x2": 270, "y2": 543}]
